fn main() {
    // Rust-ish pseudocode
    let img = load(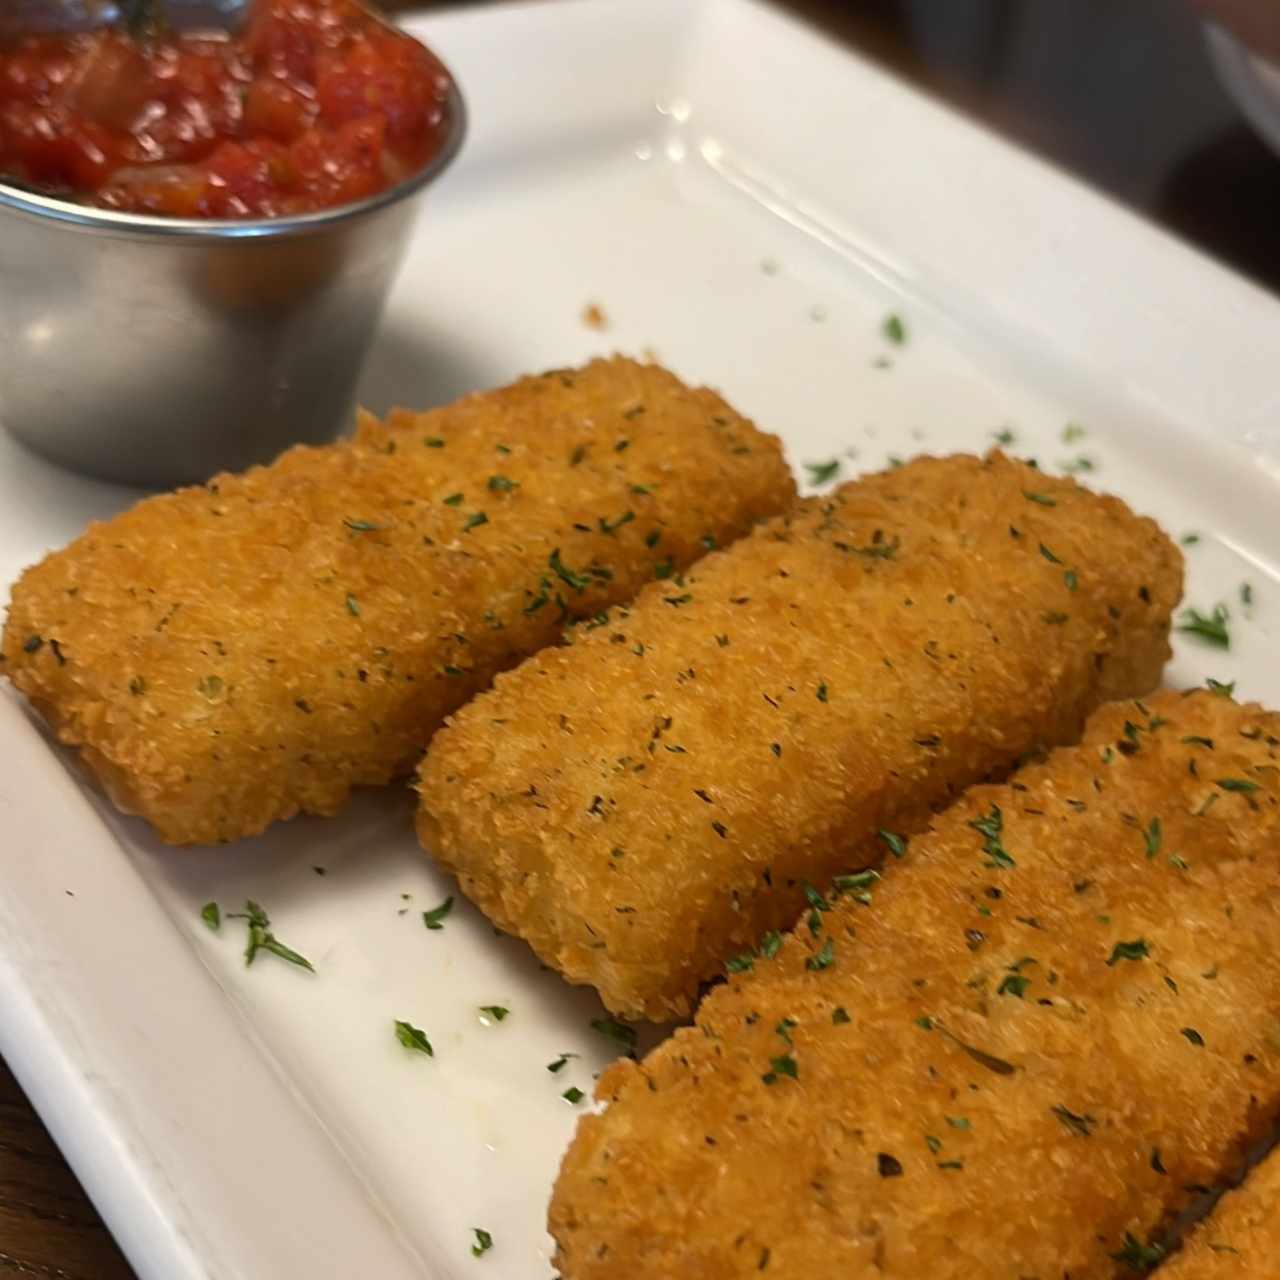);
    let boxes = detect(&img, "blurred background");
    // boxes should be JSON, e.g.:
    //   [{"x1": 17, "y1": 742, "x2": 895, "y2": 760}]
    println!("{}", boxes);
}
[{"x1": 3, "y1": 1, "x2": 1280, "y2": 1277}]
